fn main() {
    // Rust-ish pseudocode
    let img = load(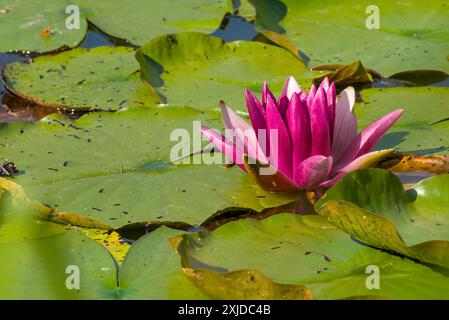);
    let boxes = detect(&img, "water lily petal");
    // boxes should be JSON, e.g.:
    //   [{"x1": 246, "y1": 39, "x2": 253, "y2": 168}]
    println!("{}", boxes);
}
[
  {"x1": 197, "y1": 125, "x2": 246, "y2": 170},
  {"x1": 306, "y1": 84, "x2": 316, "y2": 107},
  {"x1": 266, "y1": 94, "x2": 292, "y2": 177},
  {"x1": 355, "y1": 109, "x2": 404, "y2": 157},
  {"x1": 336, "y1": 109, "x2": 404, "y2": 170},
  {"x1": 286, "y1": 92, "x2": 311, "y2": 176},
  {"x1": 320, "y1": 149, "x2": 394, "y2": 187},
  {"x1": 319, "y1": 77, "x2": 330, "y2": 91},
  {"x1": 262, "y1": 81, "x2": 276, "y2": 109},
  {"x1": 279, "y1": 76, "x2": 302, "y2": 118},
  {"x1": 245, "y1": 89, "x2": 266, "y2": 132},
  {"x1": 278, "y1": 95, "x2": 289, "y2": 120},
  {"x1": 294, "y1": 155, "x2": 333, "y2": 189},
  {"x1": 332, "y1": 87, "x2": 357, "y2": 162},
  {"x1": 327, "y1": 82, "x2": 336, "y2": 141},
  {"x1": 308, "y1": 87, "x2": 331, "y2": 156},
  {"x1": 220, "y1": 101, "x2": 268, "y2": 163},
  {"x1": 282, "y1": 76, "x2": 301, "y2": 100}
]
